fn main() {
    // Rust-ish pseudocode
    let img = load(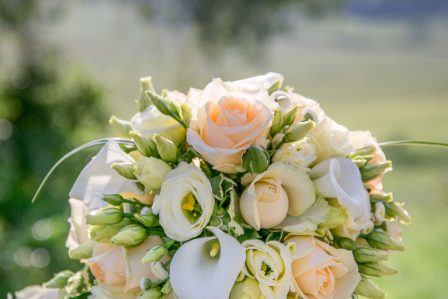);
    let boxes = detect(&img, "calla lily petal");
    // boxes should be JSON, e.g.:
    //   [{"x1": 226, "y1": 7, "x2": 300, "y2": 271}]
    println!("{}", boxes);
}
[
  {"x1": 69, "y1": 141, "x2": 140, "y2": 211},
  {"x1": 310, "y1": 157, "x2": 370, "y2": 231},
  {"x1": 9, "y1": 286, "x2": 59, "y2": 299},
  {"x1": 65, "y1": 198, "x2": 90, "y2": 250},
  {"x1": 169, "y1": 226, "x2": 246, "y2": 299}
]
